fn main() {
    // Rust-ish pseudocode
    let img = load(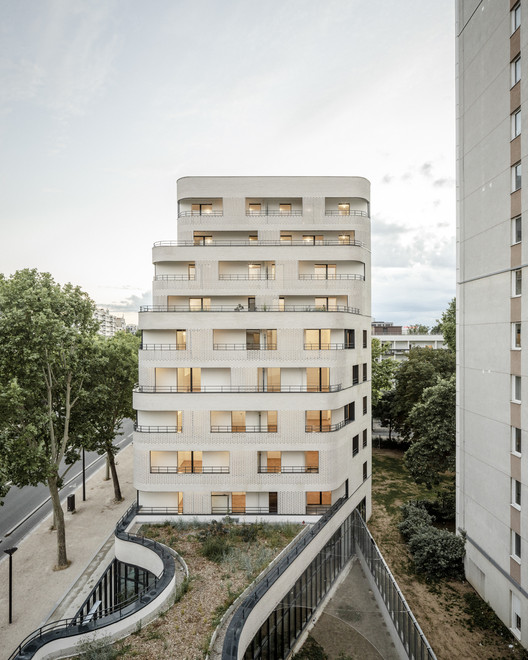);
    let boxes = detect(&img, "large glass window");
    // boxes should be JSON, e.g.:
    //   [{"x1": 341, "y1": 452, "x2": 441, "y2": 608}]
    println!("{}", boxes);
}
[
  {"x1": 279, "y1": 203, "x2": 292, "y2": 214},
  {"x1": 314, "y1": 264, "x2": 336, "y2": 279},
  {"x1": 305, "y1": 328, "x2": 331, "y2": 349},
  {"x1": 177, "y1": 367, "x2": 201, "y2": 392},
  {"x1": 338, "y1": 202, "x2": 350, "y2": 215},
  {"x1": 191, "y1": 203, "x2": 212, "y2": 215},
  {"x1": 306, "y1": 410, "x2": 331, "y2": 432},
  {"x1": 189, "y1": 297, "x2": 211, "y2": 310},
  {"x1": 306, "y1": 367, "x2": 330, "y2": 392}
]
